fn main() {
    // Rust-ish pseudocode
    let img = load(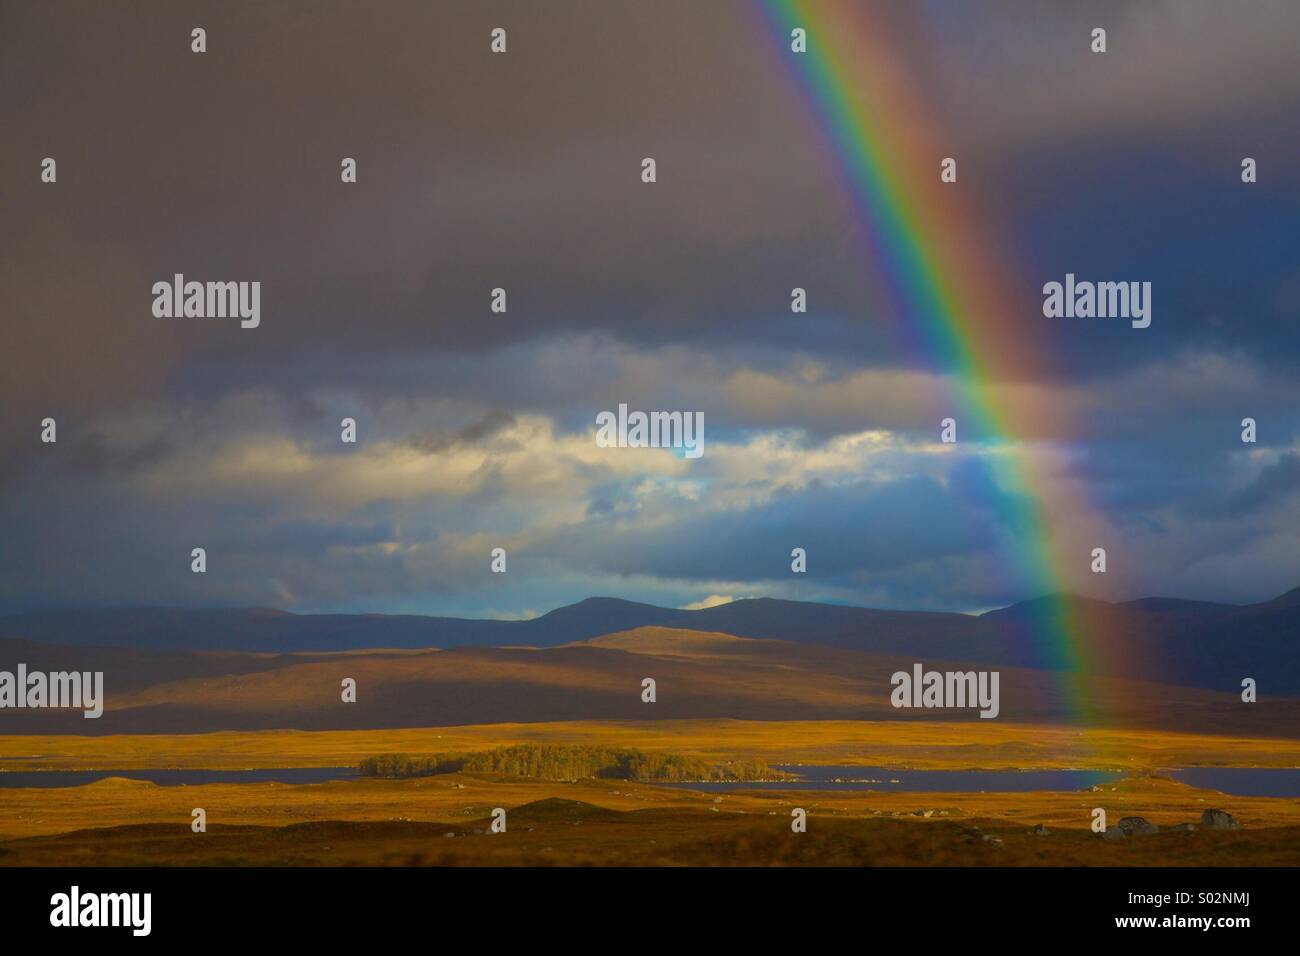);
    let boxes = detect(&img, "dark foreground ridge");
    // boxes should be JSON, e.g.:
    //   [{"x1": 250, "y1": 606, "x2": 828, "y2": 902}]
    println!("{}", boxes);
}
[{"x1": 2, "y1": 802, "x2": 1296, "y2": 868}]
